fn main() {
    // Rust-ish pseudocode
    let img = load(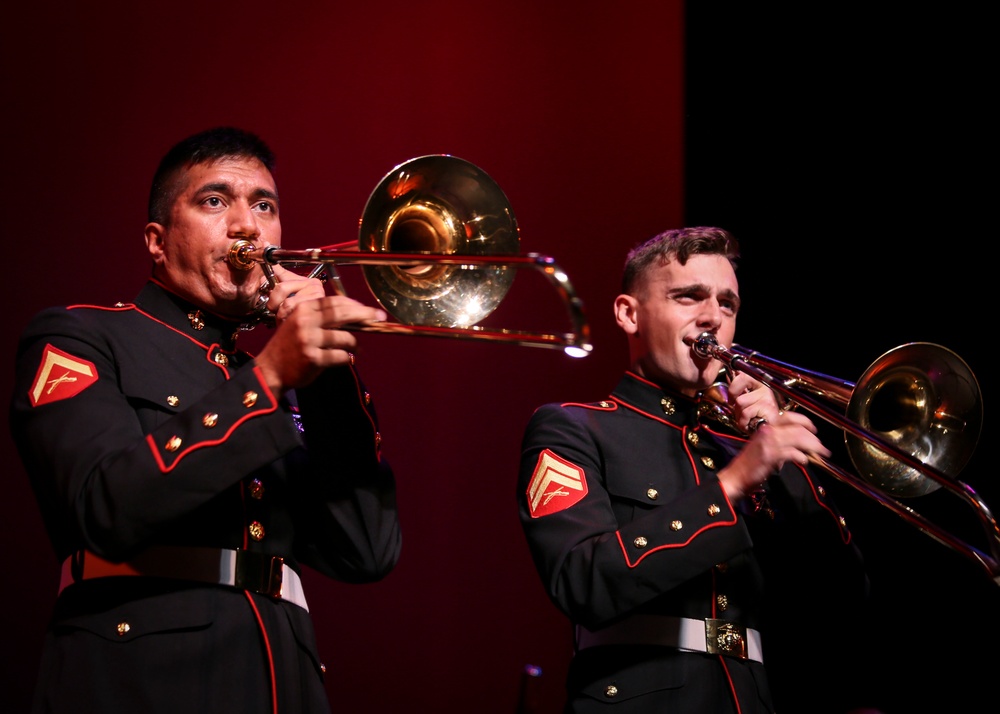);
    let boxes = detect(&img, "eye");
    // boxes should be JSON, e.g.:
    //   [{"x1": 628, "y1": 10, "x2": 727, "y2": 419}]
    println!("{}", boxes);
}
[
  {"x1": 254, "y1": 201, "x2": 276, "y2": 214},
  {"x1": 673, "y1": 290, "x2": 702, "y2": 304},
  {"x1": 204, "y1": 196, "x2": 223, "y2": 208}
]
